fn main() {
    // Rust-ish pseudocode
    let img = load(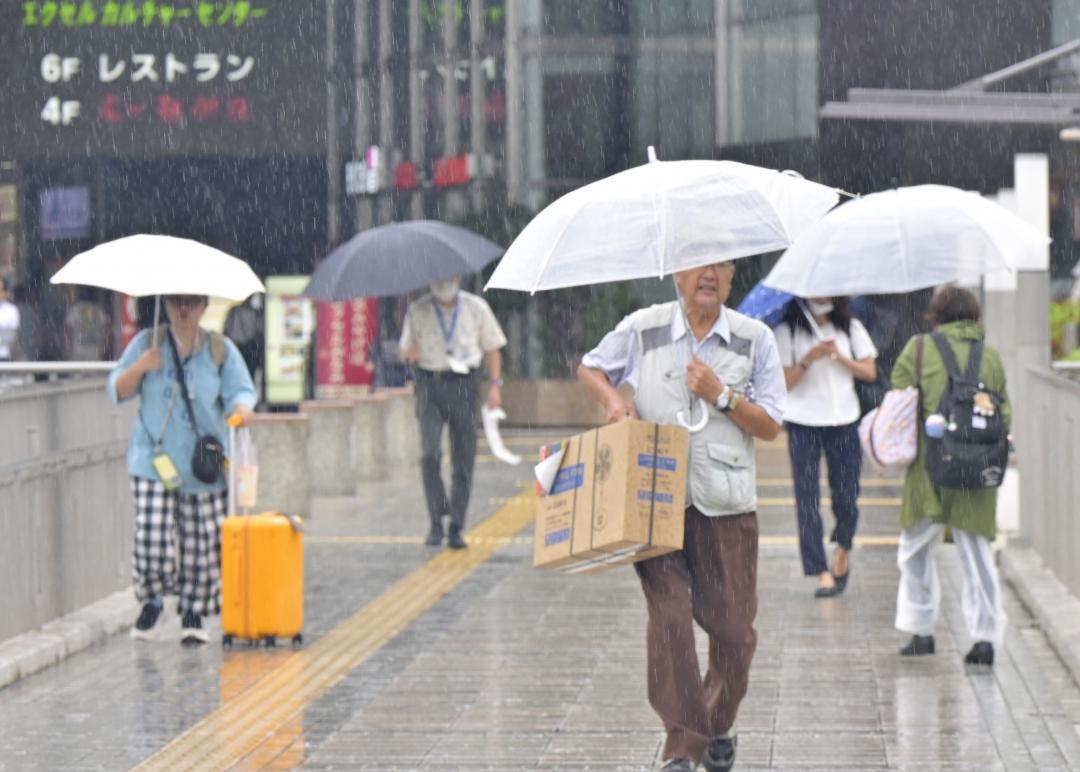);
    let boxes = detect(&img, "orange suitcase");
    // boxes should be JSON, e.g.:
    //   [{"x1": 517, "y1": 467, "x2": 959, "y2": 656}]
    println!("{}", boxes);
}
[
  {"x1": 221, "y1": 424, "x2": 304, "y2": 648},
  {"x1": 221, "y1": 512, "x2": 304, "y2": 647}
]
